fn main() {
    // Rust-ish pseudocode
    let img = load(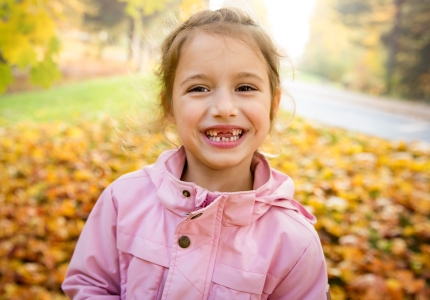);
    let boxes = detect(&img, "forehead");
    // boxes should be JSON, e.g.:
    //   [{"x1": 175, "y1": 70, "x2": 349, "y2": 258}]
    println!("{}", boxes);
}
[
  {"x1": 182, "y1": 29, "x2": 263, "y2": 58},
  {"x1": 177, "y1": 31, "x2": 268, "y2": 75}
]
